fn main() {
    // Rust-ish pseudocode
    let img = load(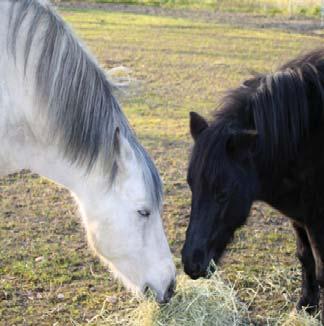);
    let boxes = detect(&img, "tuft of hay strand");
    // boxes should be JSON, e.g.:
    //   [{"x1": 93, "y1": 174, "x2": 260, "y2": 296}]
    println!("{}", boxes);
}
[{"x1": 280, "y1": 310, "x2": 321, "y2": 326}]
